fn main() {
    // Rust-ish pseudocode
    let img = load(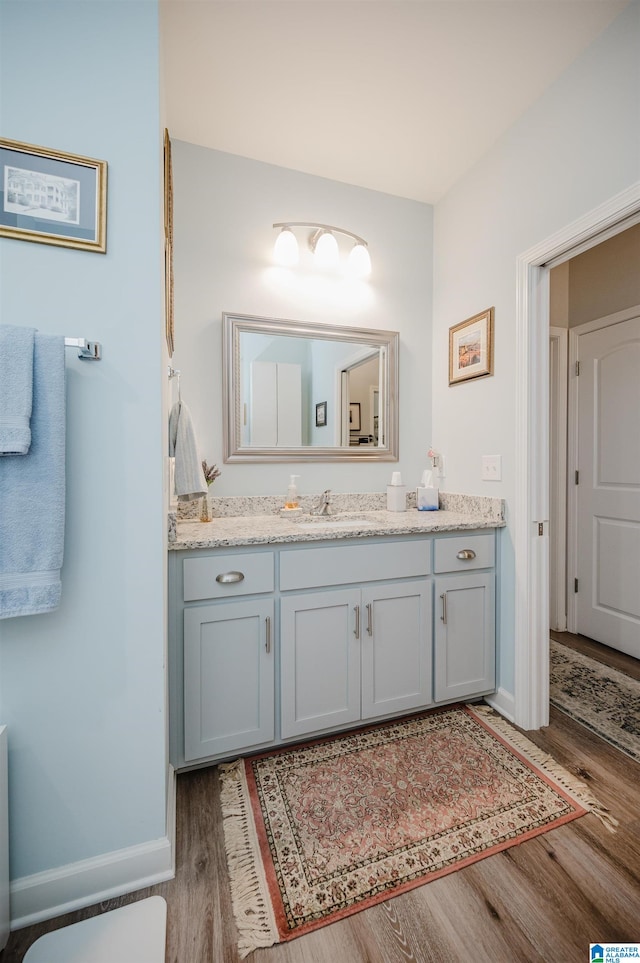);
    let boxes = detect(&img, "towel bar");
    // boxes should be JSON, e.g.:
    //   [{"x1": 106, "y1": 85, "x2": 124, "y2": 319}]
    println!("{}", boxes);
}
[{"x1": 64, "y1": 338, "x2": 101, "y2": 360}]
